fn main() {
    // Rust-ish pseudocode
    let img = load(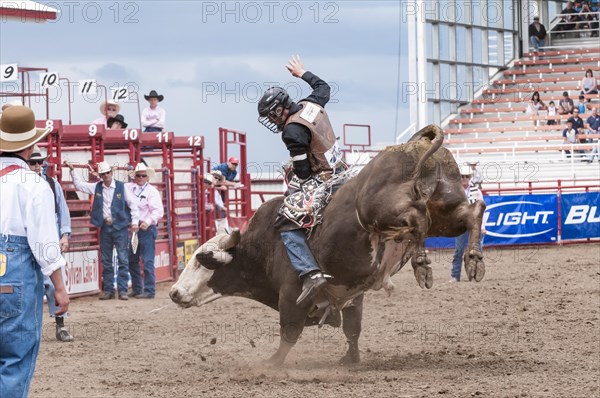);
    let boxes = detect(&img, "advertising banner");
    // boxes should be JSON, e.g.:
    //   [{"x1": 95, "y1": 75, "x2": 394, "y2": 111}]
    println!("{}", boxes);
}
[
  {"x1": 64, "y1": 250, "x2": 99, "y2": 295},
  {"x1": 154, "y1": 241, "x2": 173, "y2": 282},
  {"x1": 483, "y1": 194, "x2": 558, "y2": 245},
  {"x1": 561, "y1": 192, "x2": 600, "y2": 240}
]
